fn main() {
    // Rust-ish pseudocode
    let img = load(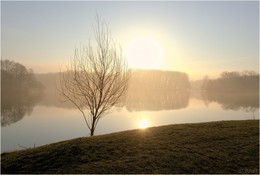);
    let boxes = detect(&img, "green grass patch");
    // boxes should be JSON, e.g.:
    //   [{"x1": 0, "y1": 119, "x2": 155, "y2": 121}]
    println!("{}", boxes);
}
[{"x1": 1, "y1": 120, "x2": 259, "y2": 174}]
